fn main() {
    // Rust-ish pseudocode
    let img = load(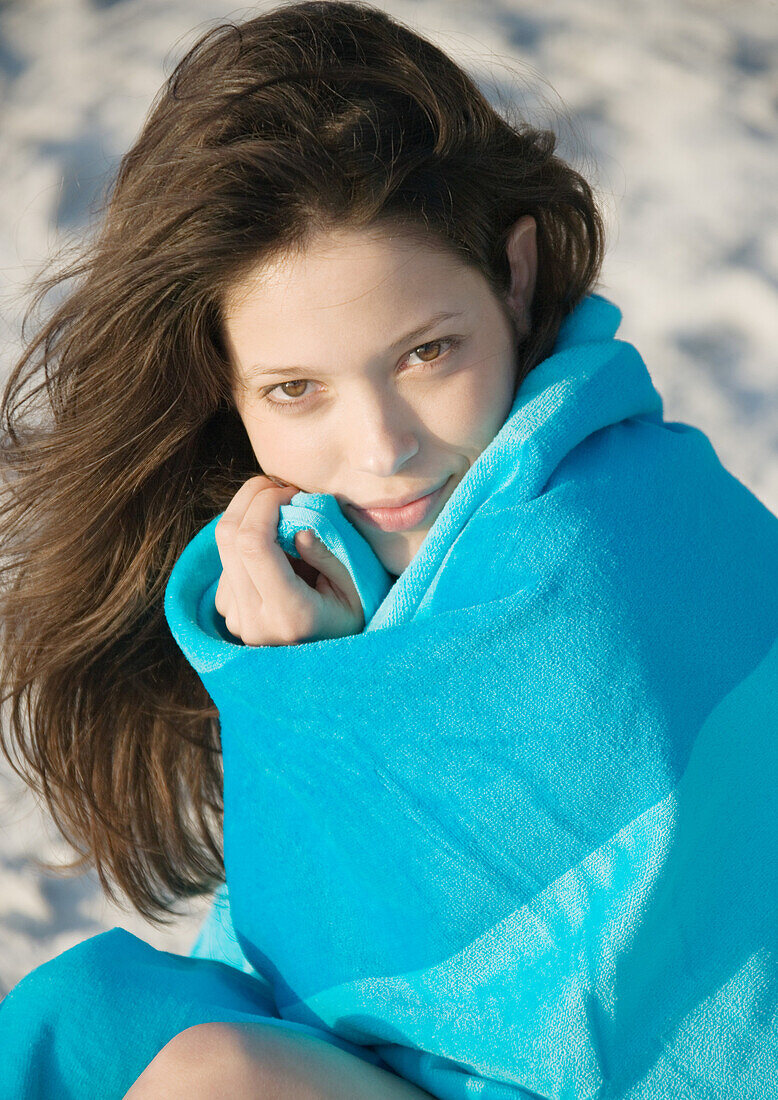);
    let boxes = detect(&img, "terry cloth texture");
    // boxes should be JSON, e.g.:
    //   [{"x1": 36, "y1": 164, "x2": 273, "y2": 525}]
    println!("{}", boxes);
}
[{"x1": 1, "y1": 292, "x2": 776, "y2": 1099}]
